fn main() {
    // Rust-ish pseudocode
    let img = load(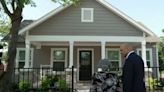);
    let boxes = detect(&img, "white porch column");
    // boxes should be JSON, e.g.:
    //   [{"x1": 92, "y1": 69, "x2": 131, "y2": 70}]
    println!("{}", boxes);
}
[
  {"x1": 69, "y1": 41, "x2": 74, "y2": 68},
  {"x1": 141, "y1": 40, "x2": 147, "y2": 68},
  {"x1": 24, "y1": 40, "x2": 30, "y2": 68},
  {"x1": 101, "y1": 41, "x2": 106, "y2": 59}
]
